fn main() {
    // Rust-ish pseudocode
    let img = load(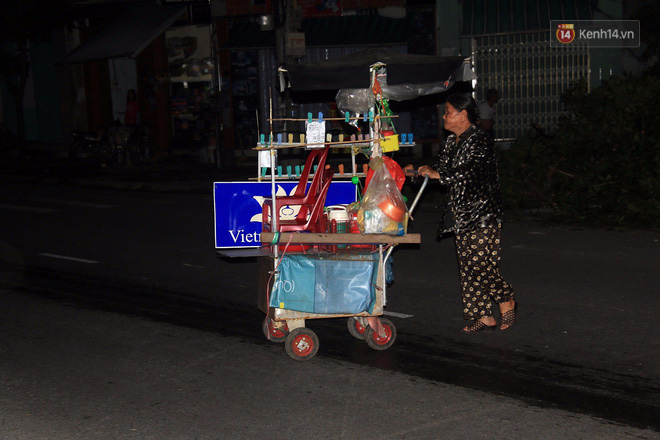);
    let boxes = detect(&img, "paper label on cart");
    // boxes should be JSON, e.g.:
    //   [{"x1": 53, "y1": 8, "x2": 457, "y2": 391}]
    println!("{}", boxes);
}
[
  {"x1": 305, "y1": 121, "x2": 326, "y2": 148},
  {"x1": 258, "y1": 150, "x2": 271, "y2": 167},
  {"x1": 213, "y1": 181, "x2": 356, "y2": 249}
]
